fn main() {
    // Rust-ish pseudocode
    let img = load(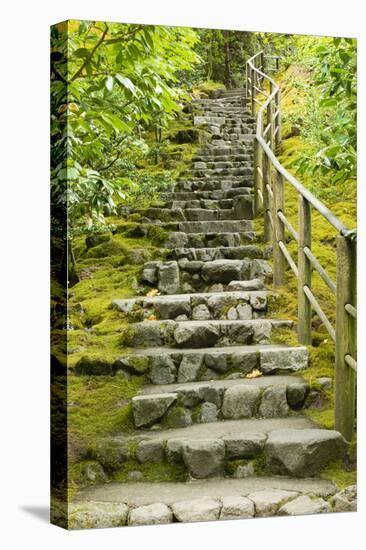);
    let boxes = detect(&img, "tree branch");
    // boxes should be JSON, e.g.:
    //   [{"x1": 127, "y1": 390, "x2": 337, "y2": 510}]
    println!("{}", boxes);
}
[{"x1": 70, "y1": 23, "x2": 109, "y2": 83}]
